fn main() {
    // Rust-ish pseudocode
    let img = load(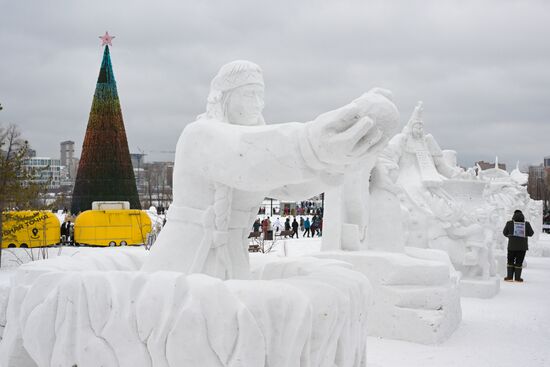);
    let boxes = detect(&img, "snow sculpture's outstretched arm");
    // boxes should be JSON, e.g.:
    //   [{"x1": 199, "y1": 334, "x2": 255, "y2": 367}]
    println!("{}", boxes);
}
[{"x1": 180, "y1": 95, "x2": 388, "y2": 194}]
